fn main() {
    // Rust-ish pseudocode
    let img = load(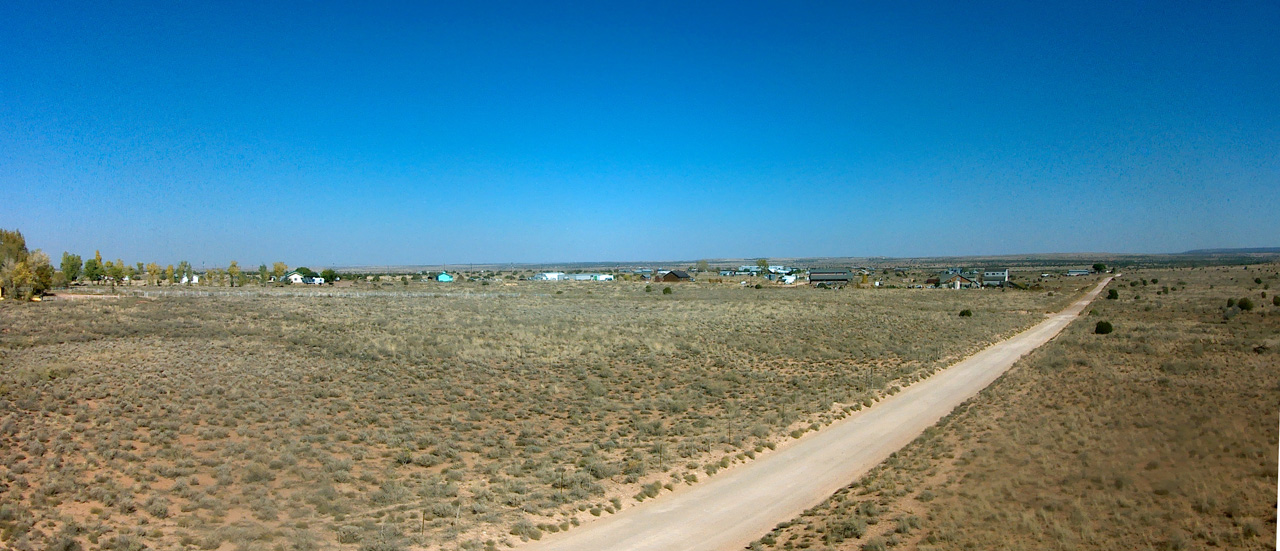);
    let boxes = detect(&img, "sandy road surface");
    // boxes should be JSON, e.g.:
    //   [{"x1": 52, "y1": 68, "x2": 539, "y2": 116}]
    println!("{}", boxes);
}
[{"x1": 523, "y1": 277, "x2": 1114, "y2": 551}]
